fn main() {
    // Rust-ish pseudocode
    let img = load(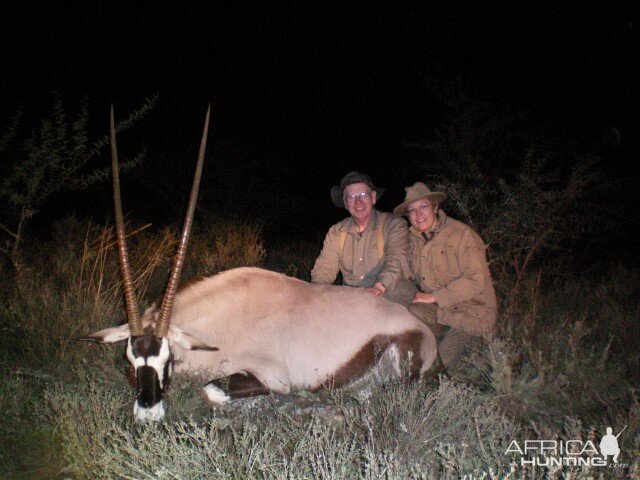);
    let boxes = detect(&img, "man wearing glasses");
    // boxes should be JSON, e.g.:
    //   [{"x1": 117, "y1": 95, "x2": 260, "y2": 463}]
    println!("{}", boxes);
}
[
  {"x1": 311, "y1": 171, "x2": 414, "y2": 305},
  {"x1": 394, "y1": 182, "x2": 497, "y2": 370}
]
